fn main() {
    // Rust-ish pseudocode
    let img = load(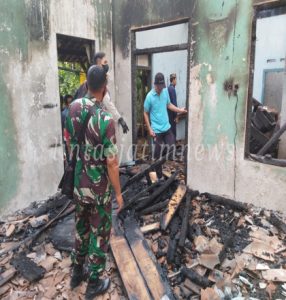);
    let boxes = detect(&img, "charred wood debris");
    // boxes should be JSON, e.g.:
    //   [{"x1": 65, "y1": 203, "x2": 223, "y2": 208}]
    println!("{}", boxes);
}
[
  {"x1": 0, "y1": 156, "x2": 286, "y2": 299},
  {"x1": 250, "y1": 99, "x2": 286, "y2": 167}
]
